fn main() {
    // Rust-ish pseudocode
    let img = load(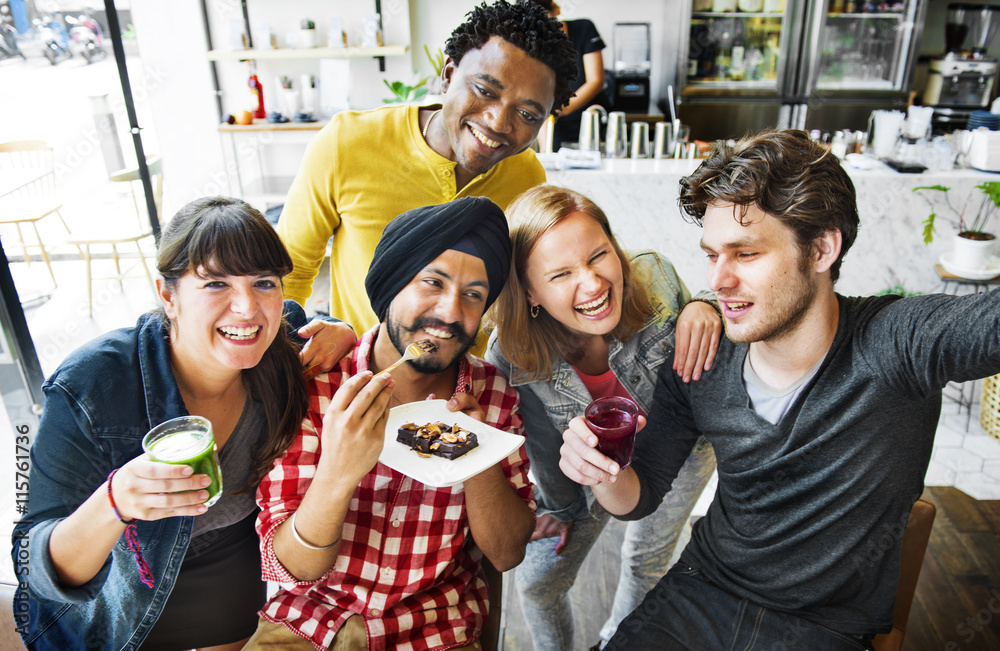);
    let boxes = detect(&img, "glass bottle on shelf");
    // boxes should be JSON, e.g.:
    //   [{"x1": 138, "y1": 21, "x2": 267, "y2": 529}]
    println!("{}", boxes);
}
[
  {"x1": 715, "y1": 28, "x2": 733, "y2": 79},
  {"x1": 248, "y1": 61, "x2": 266, "y2": 119},
  {"x1": 763, "y1": 34, "x2": 779, "y2": 80}
]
